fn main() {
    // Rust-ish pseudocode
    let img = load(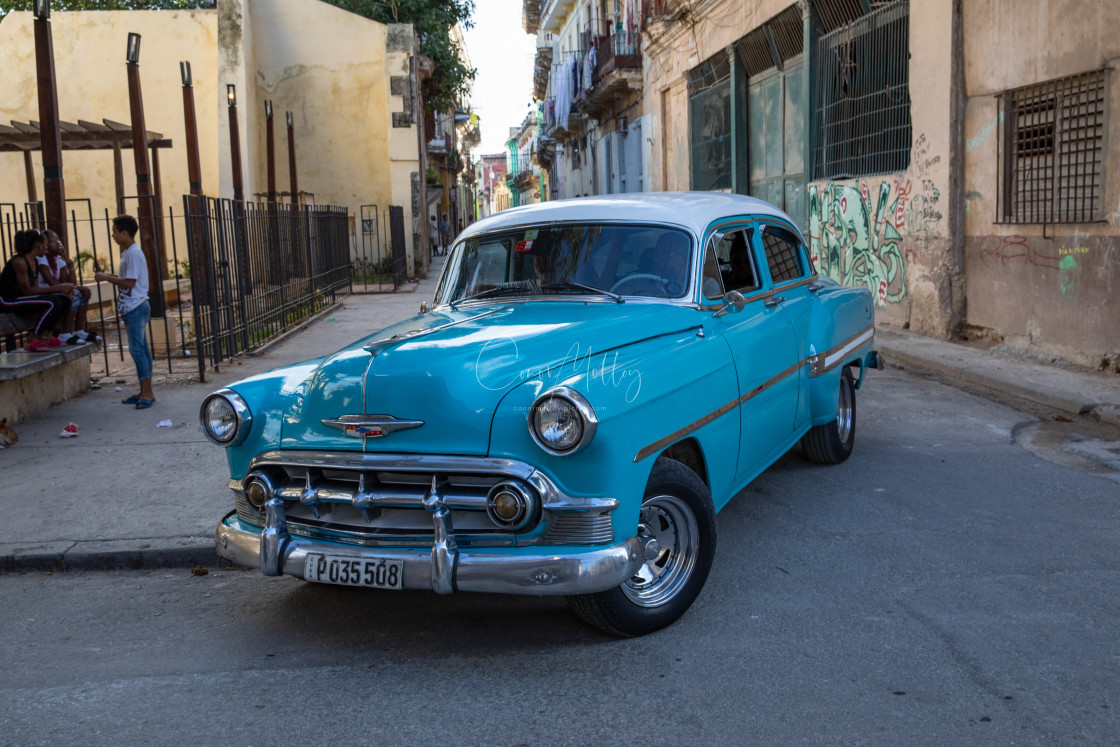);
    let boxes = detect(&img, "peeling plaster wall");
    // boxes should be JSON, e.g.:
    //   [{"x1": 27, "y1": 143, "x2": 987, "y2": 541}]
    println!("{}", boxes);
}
[
  {"x1": 236, "y1": 0, "x2": 412, "y2": 264},
  {"x1": 962, "y1": 0, "x2": 1120, "y2": 369},
  {"x1": 808, "y1": 1, "x2": 959, "y2": 339},
  {"x1": 0, "y1": 9, "x2": 218, "y2": 268}
]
